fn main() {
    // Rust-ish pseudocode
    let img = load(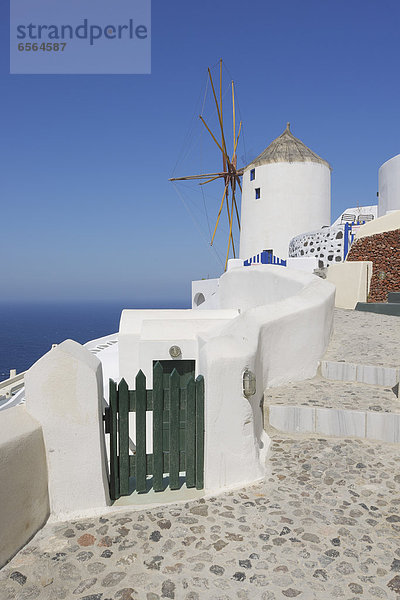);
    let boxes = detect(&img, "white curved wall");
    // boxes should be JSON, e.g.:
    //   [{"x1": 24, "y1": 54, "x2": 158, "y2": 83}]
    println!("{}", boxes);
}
[
  {"x1": 199, "y1": 266, "x2": 335, "y2": 491},
  {"x1": 218, "y1": 264, "x2": 304, "y2": 312},
  {"x1": 239, "y1": 161, "x2": 331, "y2": 260},
  {"x1": 379, "y1": 154, "x2": 400, "y2": 217}
]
